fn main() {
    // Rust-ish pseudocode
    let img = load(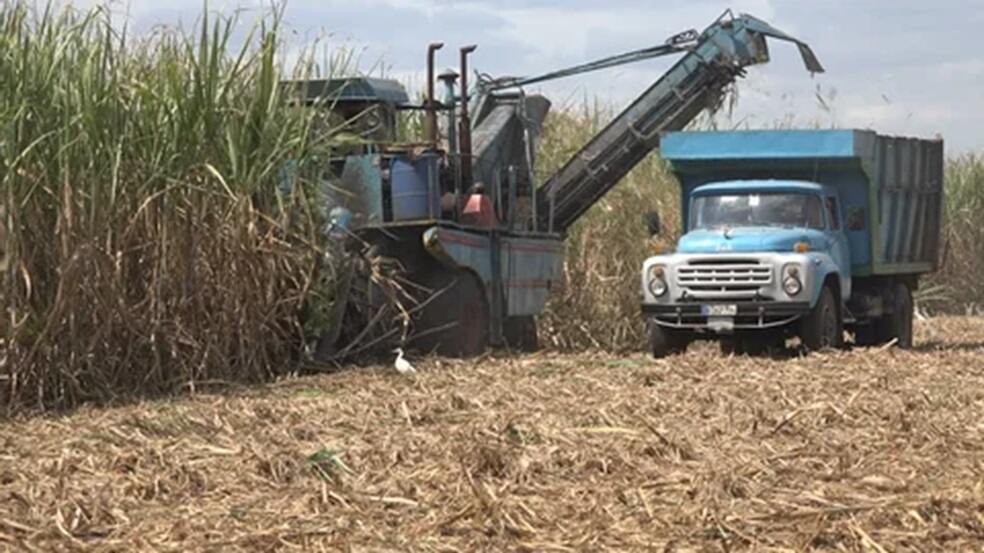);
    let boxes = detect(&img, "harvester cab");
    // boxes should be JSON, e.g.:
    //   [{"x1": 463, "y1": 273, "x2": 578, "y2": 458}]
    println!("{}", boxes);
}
[
  {"x1": 288, "y1": 11, "x2": 823, "y2": 359},
  {"x1": 287, "y1": 76, "x2": 407, "y2": 143}
]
